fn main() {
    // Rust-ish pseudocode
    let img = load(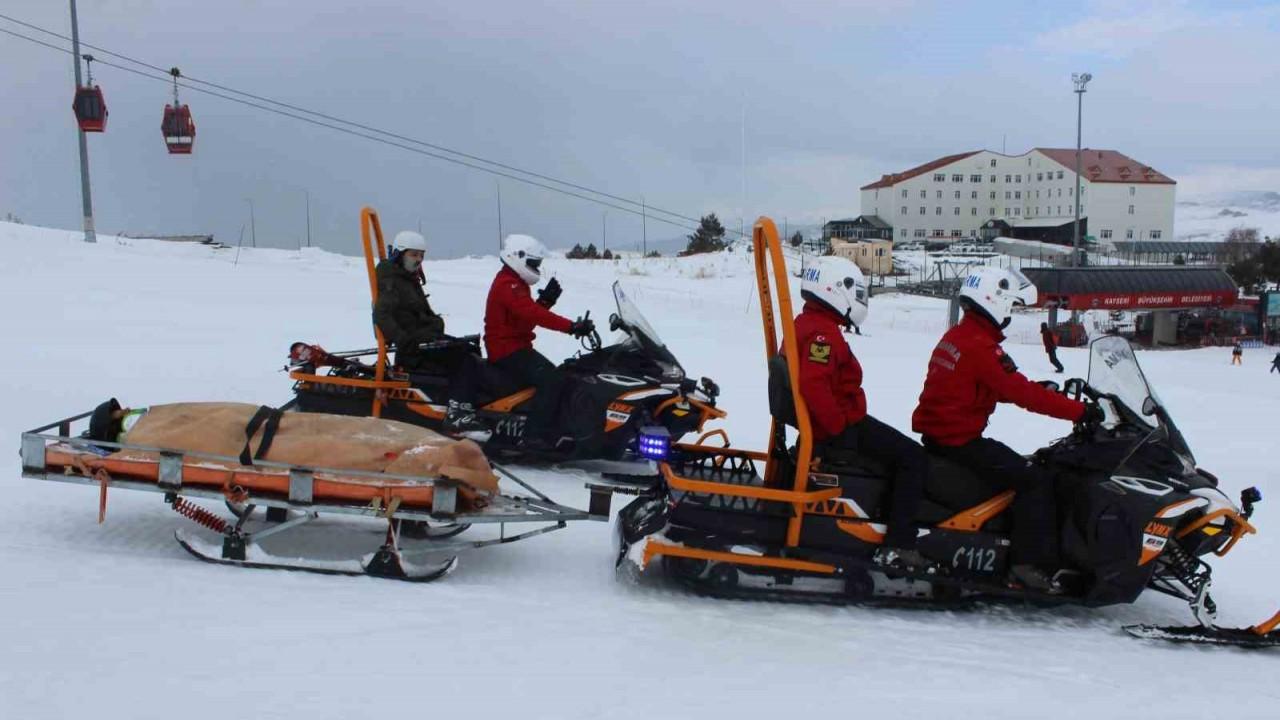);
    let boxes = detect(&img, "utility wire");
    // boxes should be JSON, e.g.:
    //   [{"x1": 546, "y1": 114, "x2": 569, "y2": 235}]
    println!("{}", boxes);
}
[{"x1": 0, "y1": 12, "x2": 739, "y2": 237}]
